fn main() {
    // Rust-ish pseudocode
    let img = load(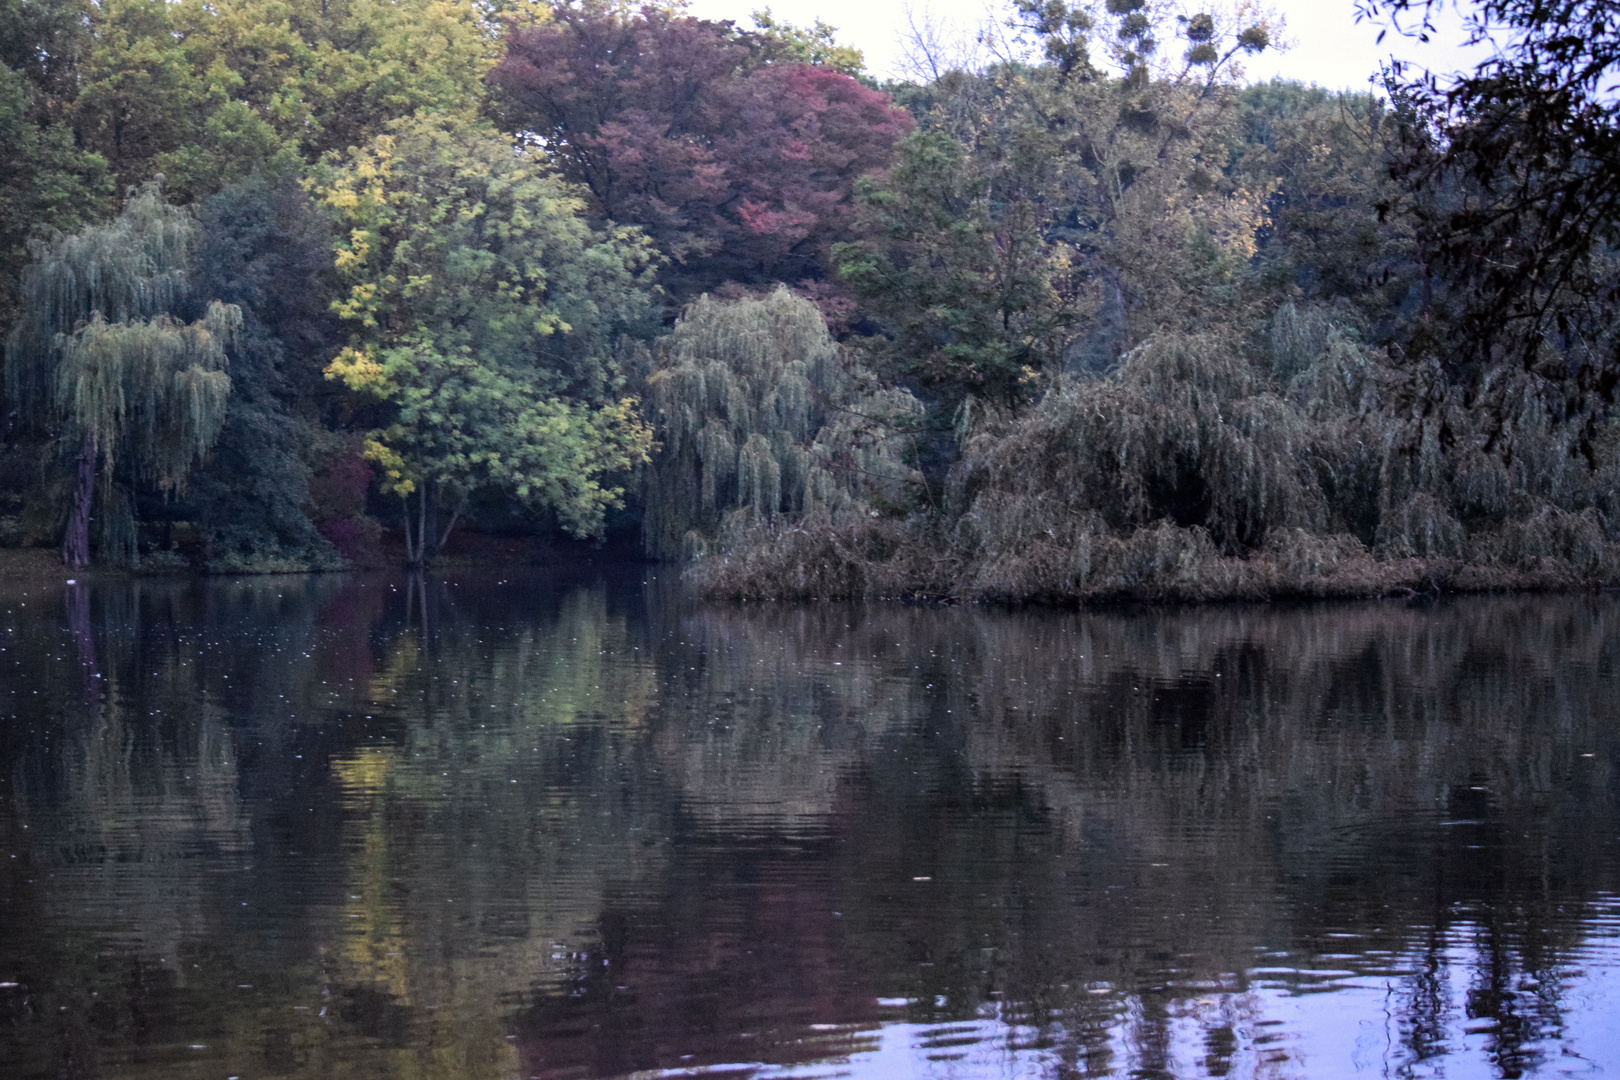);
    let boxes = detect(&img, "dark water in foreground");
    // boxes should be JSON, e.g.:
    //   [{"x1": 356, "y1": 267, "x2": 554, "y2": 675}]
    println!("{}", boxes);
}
[{"x1": 1, "y1": 571, "x2": 1618, "y2": 1080}]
